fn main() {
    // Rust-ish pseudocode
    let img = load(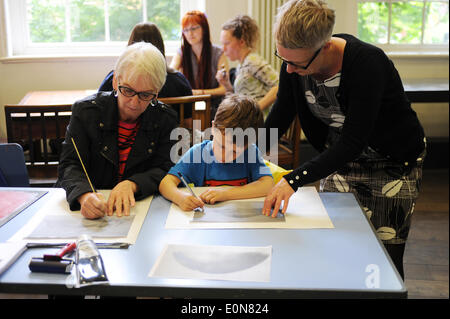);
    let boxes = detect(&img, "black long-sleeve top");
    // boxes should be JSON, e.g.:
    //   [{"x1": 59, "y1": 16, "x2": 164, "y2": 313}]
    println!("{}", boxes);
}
[{"x1": 264, "y1": 34, "x2": 425, "y2": 191}]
